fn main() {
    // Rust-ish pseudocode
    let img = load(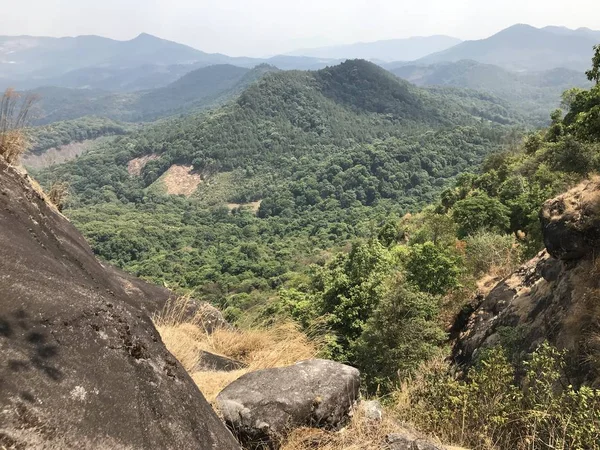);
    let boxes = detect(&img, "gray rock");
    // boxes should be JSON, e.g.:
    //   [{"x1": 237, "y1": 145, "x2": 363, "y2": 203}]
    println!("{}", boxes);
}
[
  {"x1": 217, "y1": 359, "x2": 360, "y2": 448},
  {"x1": 386, "y1": 433, "x2": 444, "y2": 450},
  {"x1": 194, "y1": 350, "x2": 247, "y2": 372},
  {"x1": 0, "y1": 160, "x2": 240, "y2": 449},
  {"x1": 540, "y1": 179, "x2": 600, "y2": 260},
  {"x1": 364, "y1": 400, "x2": 384, "y2": 421}
]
